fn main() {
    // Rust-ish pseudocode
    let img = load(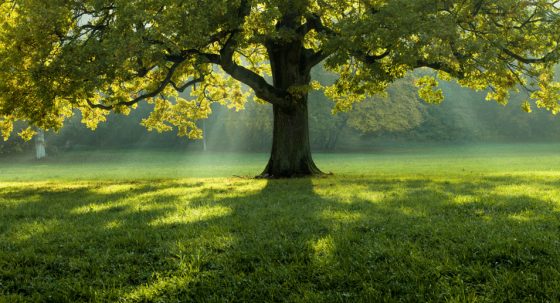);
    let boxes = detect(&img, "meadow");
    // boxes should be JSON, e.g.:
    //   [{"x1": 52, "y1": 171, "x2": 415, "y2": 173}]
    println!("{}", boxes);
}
[{"x1": 1, "y1": 143, "x2": 560, "y2": 302}]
